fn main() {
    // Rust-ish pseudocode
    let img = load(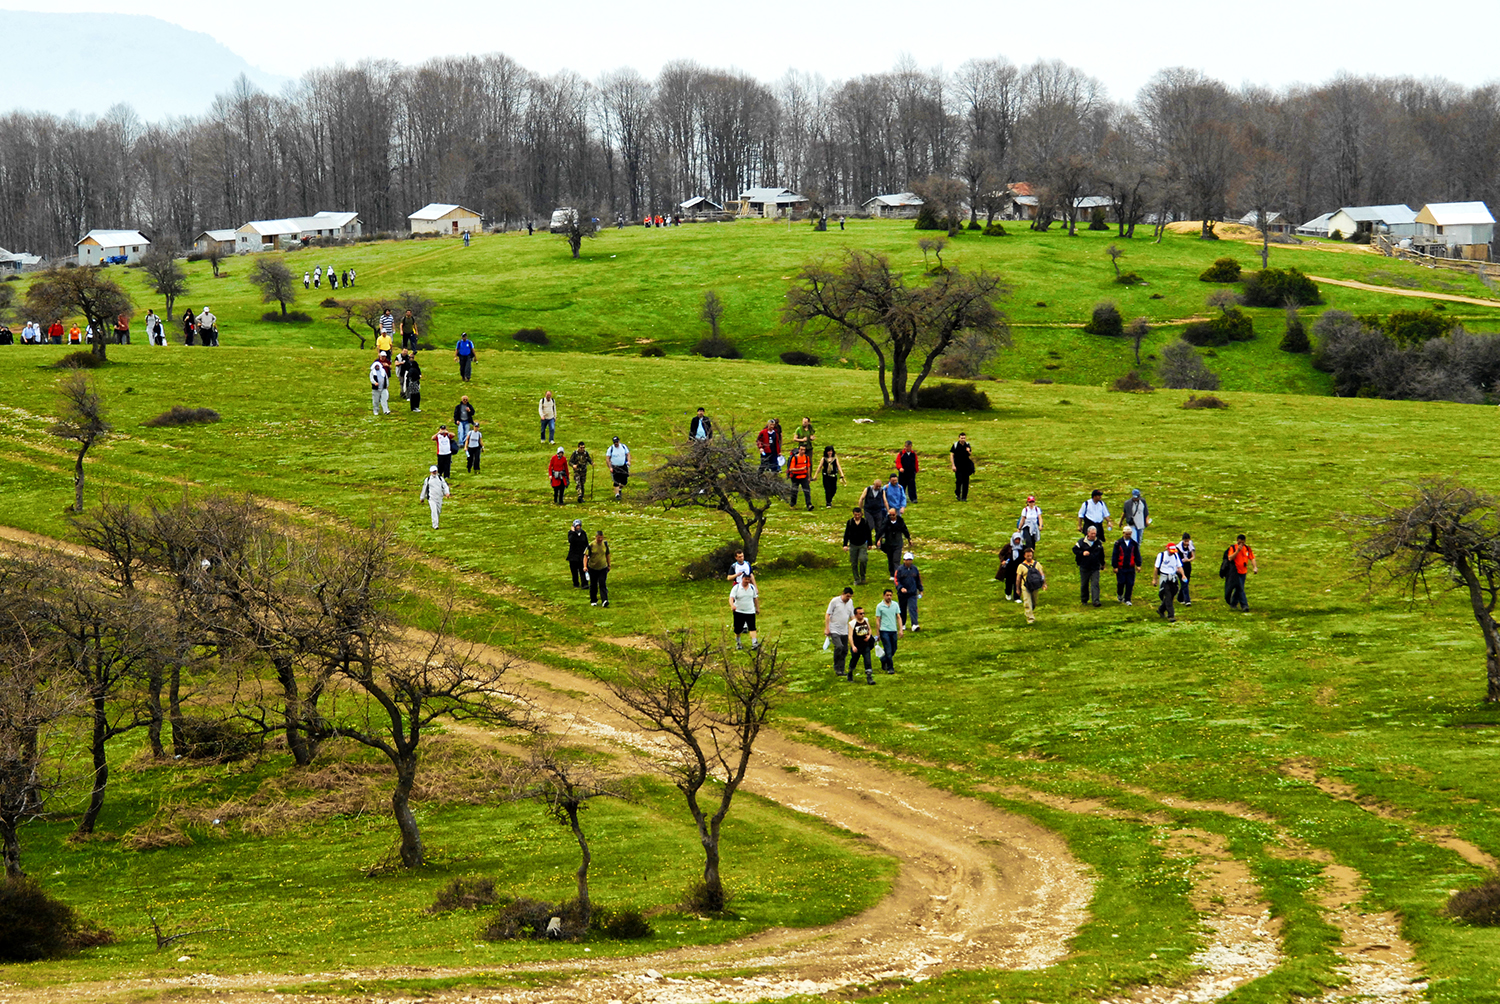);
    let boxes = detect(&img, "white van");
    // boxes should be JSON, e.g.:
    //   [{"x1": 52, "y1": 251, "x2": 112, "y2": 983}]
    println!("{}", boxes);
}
[{"x1": 549, "y1": 208, "x2": 575, "y2": 233}]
